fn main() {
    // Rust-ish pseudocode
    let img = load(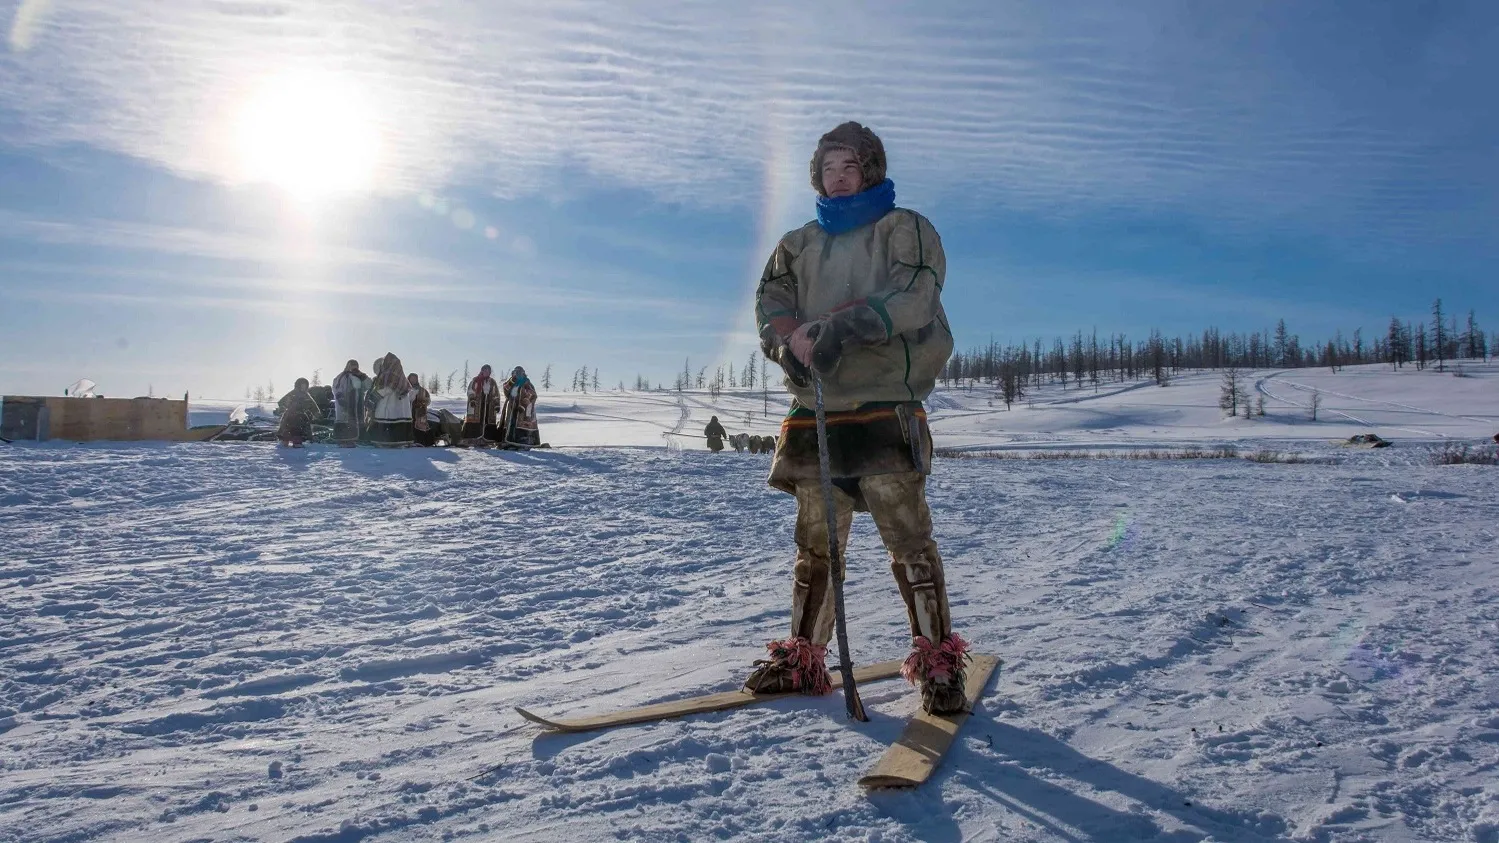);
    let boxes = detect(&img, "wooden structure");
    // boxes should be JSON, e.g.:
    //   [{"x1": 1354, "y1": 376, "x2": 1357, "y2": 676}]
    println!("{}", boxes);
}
[{"x1": 1, "y1": 396, "x2": 193, "y2": 442}]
